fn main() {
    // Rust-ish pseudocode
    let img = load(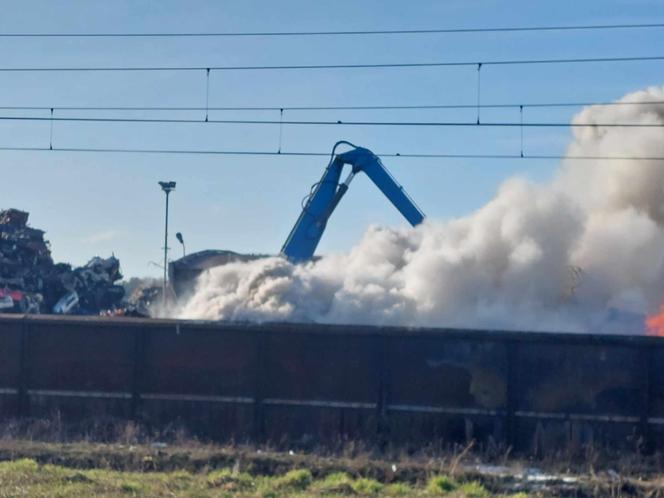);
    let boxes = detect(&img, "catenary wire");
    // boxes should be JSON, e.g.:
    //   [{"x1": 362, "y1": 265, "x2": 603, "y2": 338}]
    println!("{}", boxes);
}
[
  {"x1": 0, "y1": 100, "x2": 662, "y2": 112},
  {"x1": 0, "y1": 145, "x2": 661, "y2": 160},
  {"x1": 0, "y1": 115, "x2": 661, "y2": 127},
  {"x1": 0, "y1": 23, "x2": 662, "y2": 37},
  {"x1": 0, "y1": 55, "x2": 662, "y2": 72}
]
